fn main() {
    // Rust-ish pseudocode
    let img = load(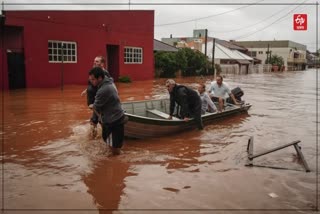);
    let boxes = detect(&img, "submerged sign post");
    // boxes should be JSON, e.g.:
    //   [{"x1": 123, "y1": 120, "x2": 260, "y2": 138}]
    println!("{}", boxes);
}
[{"x1": 293, "y1": 14, "x2": 307, "y2": 31}]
